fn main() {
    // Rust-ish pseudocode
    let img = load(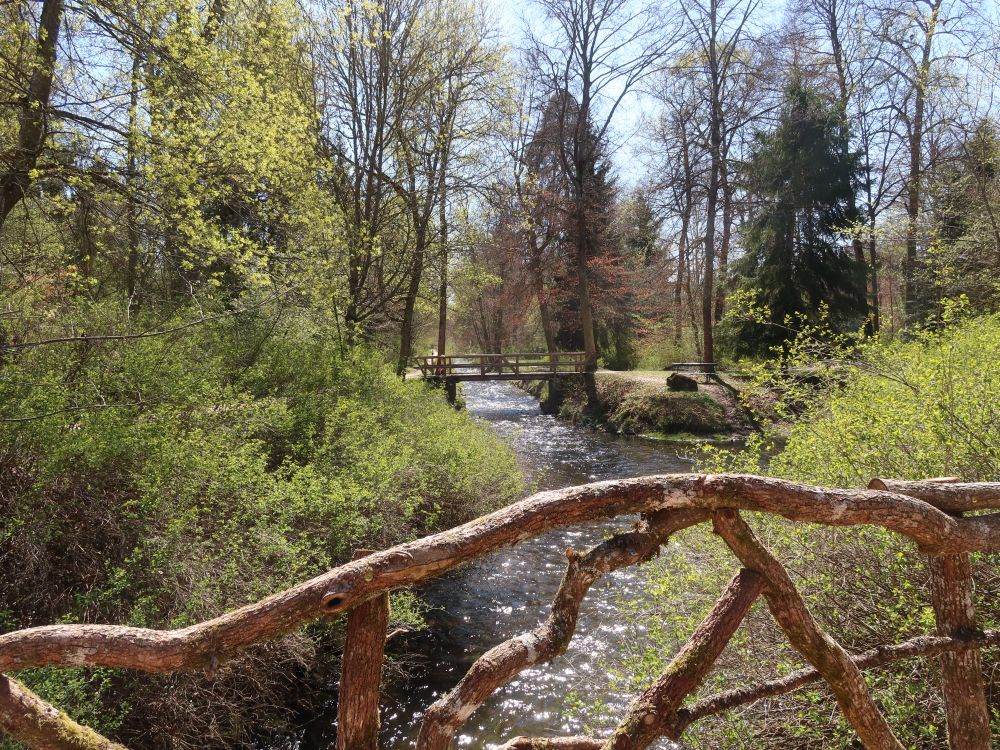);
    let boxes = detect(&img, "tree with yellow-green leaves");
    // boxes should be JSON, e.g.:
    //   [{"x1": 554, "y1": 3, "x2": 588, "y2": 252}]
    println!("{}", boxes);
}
[
  {"x1": 1, "y1": 0, "x2": 326, "y2": 352},
  {"x1": 311, "y1": 0, "x2": 508, "y2": 370},
  {"x1": 0, "y1": 4, "x2": 525, "y2": 748}
]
